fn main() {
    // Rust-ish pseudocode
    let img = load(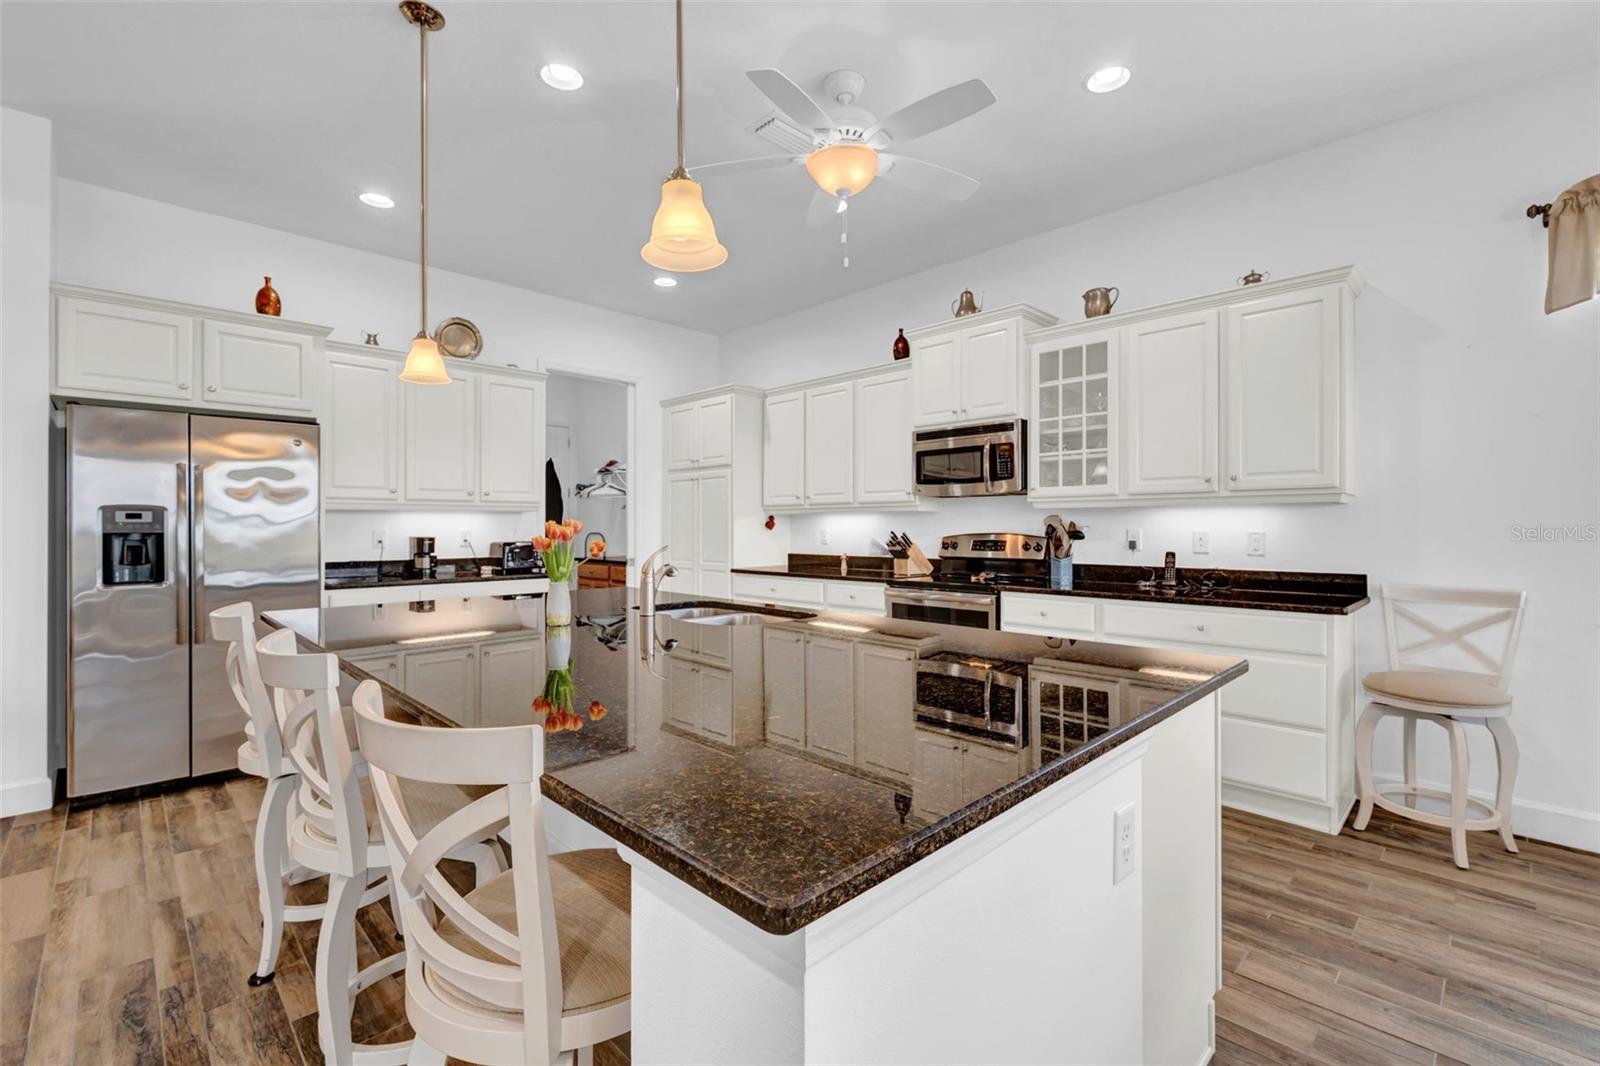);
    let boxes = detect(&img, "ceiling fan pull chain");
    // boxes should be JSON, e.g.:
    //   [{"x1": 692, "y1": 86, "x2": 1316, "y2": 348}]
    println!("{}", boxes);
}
[{"x1": 841, "y1": 195, "x2": 850, "y2": 268}]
